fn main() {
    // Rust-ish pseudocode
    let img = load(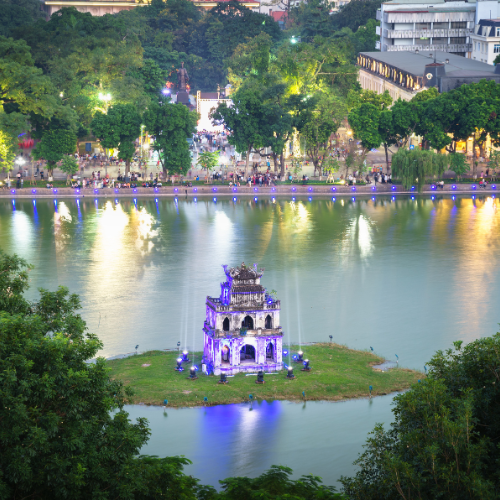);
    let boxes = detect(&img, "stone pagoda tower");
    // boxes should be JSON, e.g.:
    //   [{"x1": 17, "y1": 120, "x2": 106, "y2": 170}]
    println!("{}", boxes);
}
[{"x1": 202, "y1": 263, "x2": 283, "y2": 375}]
